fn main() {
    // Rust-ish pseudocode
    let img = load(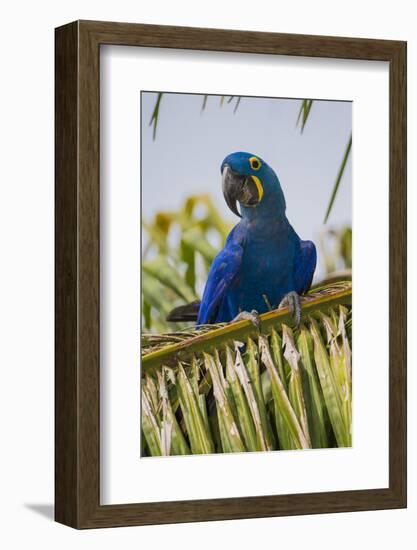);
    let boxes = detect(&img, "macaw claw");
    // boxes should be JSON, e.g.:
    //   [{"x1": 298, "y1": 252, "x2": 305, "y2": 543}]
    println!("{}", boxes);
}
[
  {"x1": 279, "y1": 291, "x2": 301, "y2": 327},
  {"x1": 231, "y1": 309, "x2": 261, "y2": 330}
]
